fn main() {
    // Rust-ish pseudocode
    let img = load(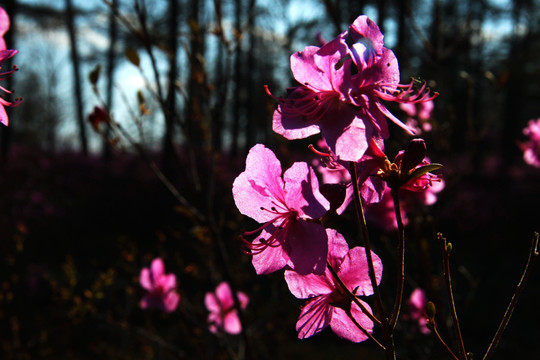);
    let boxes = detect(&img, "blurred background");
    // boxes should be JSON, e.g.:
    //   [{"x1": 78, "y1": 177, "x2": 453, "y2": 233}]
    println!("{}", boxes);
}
[{"x1": 0, "y1": 0, "x2": 539, "y2": 358}]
